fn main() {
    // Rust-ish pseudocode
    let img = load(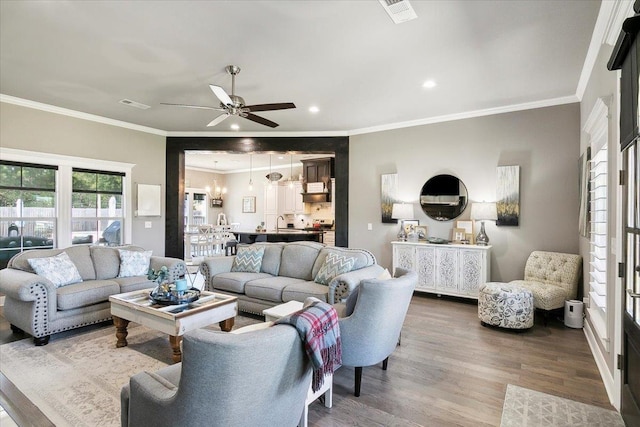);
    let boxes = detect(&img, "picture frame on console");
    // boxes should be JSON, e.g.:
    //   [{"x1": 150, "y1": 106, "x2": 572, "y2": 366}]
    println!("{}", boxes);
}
[
  {"x1": 414, "y1": 225, "x2": 428, "y2": 240},
  {"x1": 403, "y1": 220, "x2": 419, "y2": 235},
  {"x1": 452, "y1": 227, "x2": 467, "y2": 244},
  {"x1": 455, "y1": 220, "x2": 474, "y2": 244}
]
